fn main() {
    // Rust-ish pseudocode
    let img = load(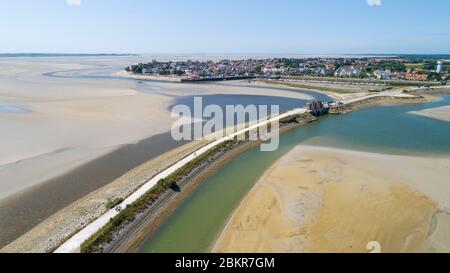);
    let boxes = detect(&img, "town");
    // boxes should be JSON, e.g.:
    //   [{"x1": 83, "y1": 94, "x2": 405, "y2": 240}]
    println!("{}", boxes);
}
[{"x1": 126, "y1": 56, "x2": 449, "y2": 84}]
